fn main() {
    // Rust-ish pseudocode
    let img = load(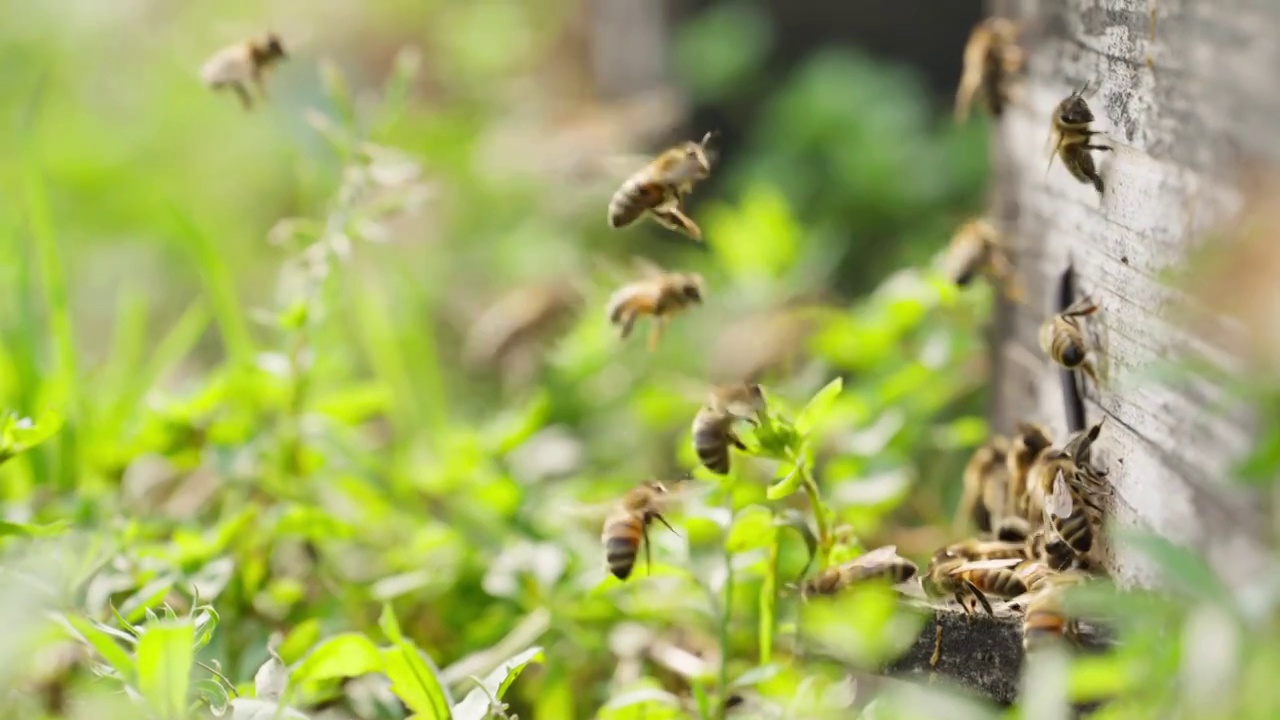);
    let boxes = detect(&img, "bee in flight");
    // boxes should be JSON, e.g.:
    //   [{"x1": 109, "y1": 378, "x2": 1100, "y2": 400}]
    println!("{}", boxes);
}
[
  {"x1": 462, "y1": 280, "x2": 583, "y2": 388},
  {"x1": 692, "y1": 382, "x2": 766, "y2": 475},
  {"x1": 799, "y1": 545, "x2": 918, "y2": 598},
  {"x1": 602, "y1": 480, "x2": 681, "y2": 580},
  {"x1": 922, "y1": 556, "x2": 1027, "y2": 616},
  {"x1": 606, "y1": 270, "x2": 704, "y2": 352},
  {"x1": 1039, "y1": 296, "x2": 1102, "y2": 385},
  {"x1": 954, "y1": 17, "x2": 1024, "y2": 122},
  {"x1": 607, "y1": 131, "x2": 718, "y2": 240},
  {"x1": 1047, "y1": 83, "x2": 1112, "y2": 194},
  {"x1": 201, "y1": 32, "x2": 288, "y2": 111},
  {"x1": 942, "y1": 218, "x2": 1024, "y2": 301}
]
